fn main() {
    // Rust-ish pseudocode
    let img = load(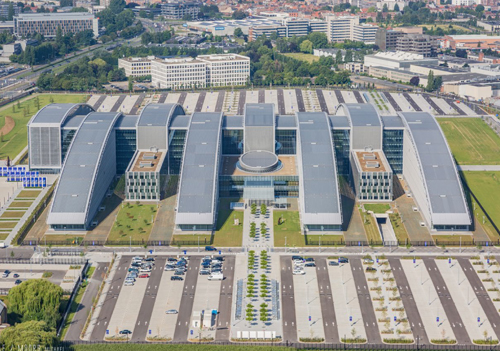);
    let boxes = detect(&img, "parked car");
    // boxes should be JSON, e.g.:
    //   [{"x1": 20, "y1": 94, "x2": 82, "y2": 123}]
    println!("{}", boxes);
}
[
  {"x1": 174, "y1": 270, "x2": 184, "y2": 276},
  {"x1": 13, "y1": 273, "x2": 19, "y2": 278},
  {"x1": 167, "y1": 258, "x2": 177, "y2": 262},
  {"x1": 329, "y1": 261, "x2": 339, "y2": 266},
  {"x1": 128, "y1": 268, "x2": 138, "y2": 272},
  {"x1": 205, "y1": 246, "x2": 217, "y2": 251},
  {"x1": 292, "y1": 256, "x2": 303, "y2": 261},
  {"x1": 14, "y1": 279, "x2": 22, "y2": 285},
  {"x1": 364, "y1": 258, "x2": 374, "y2": 264},
  {"x1": 138, "y1": 273, "x2": 150, "y2": 278},
  {"x1": 366, "y1": 267, "x2": 377, "y2": 272},
  {"x1": 139, "y1": 267, "x2": 151, "y2": 273},
  {"x1": 305, "y1": 258, "x2": 315, "y2": 262},
  {"x1": 171, "y1": 276, "x2": 183, "y2": 281},
  {"x1": 144, "y1": 257, "x2": 155, "y2": 262},
  {"x1": 165, "y1": 265, "x2": 176, "y2": 271},
  {"x1": 305, "y1": 262, "x2": 316, "y2": 267},
  {"x1": 2, "y1": 270, "x2": 10, "y2": 278},
  {"x1": 131, "y1": 262, "x2": 141, "y2": 268},
  {"x1": 214, "y1": 256, "x2": 224, "y2": 262},
  {"x1": 292, "y1": 269, "x2": 305, "y2": 275},
  {"x1": 338, "y1": 257, "x2": 349, "y2": 263},
  {"x1": 165, "y1": 309, "x2": 178, "y2": 314},
  {"x1": 119, "y1": 330, "x2": 132, "y2": 335},
  {"x1": 124, "y1": 281, "x2": 134, "y2": 286},
  {"x1": 200, "y1": 270, "x2": 211, "y2": 275}
]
